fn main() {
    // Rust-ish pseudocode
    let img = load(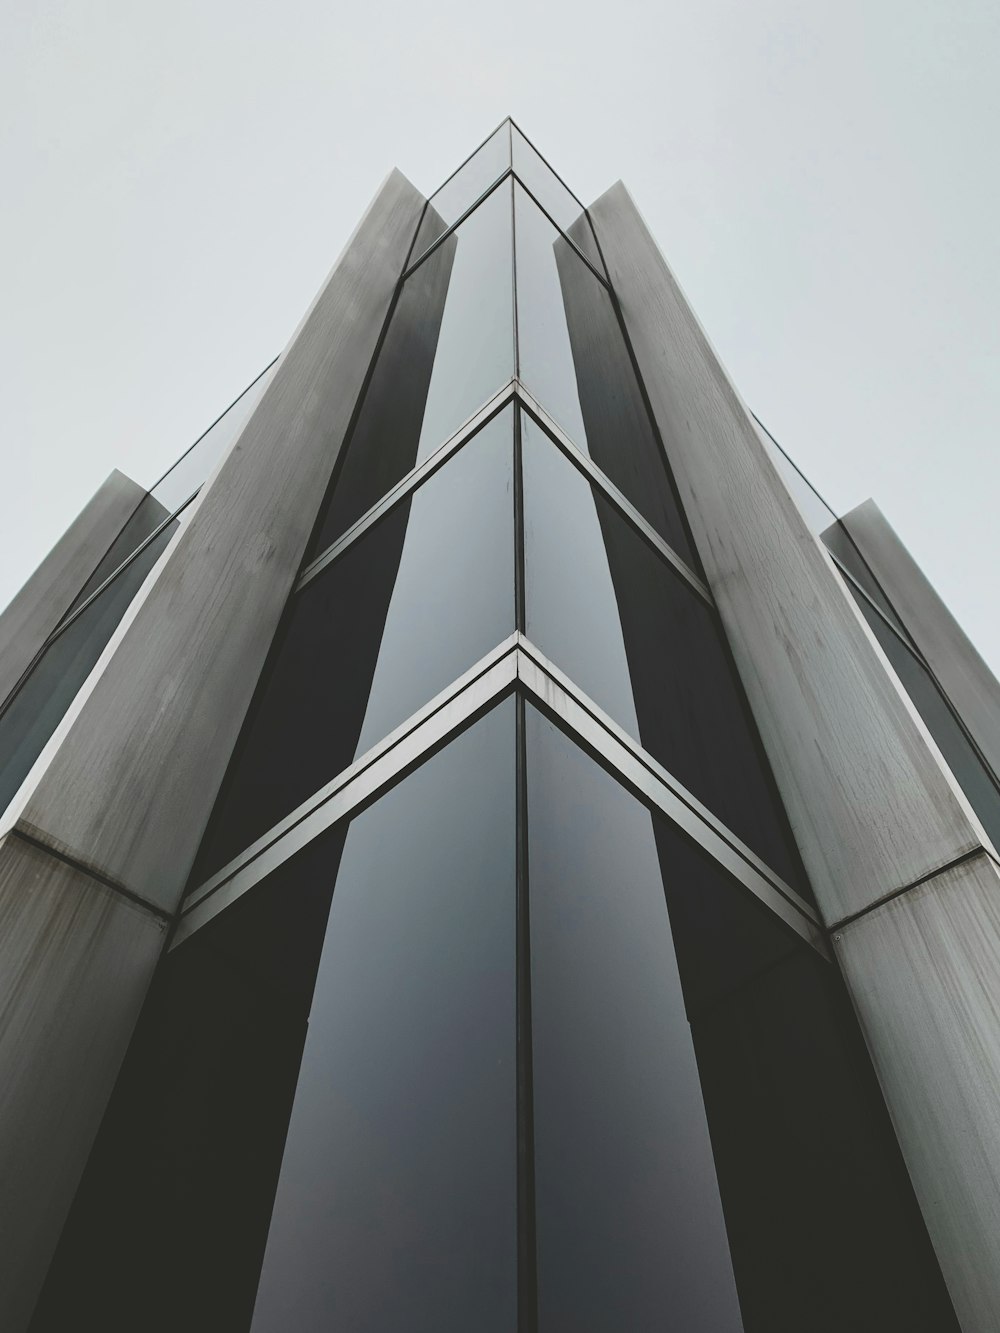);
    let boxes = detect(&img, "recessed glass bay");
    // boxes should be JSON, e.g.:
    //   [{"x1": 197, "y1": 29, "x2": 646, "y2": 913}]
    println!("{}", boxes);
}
[
  {"x1": 522, "y1": 417, "x2": 808, "y2": 896},
  {"x1": 514, "y1": 185, "x2": 695, "y2": 563},
  {"x1": 308, "y1": 181, "x2": 515, "y2": 559},
  {"x1": 191, "y1": 408, "x2": 515, "y2": 884}
]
